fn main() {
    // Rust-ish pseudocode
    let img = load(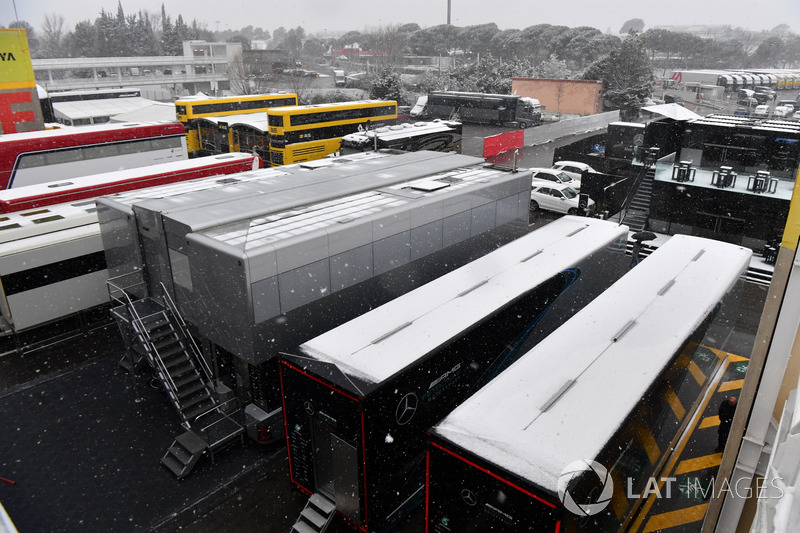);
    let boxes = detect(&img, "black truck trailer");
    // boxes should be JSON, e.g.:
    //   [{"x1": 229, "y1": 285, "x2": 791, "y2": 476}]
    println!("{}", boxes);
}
[
  {"x1": 280, "y1": 216, "x2": 629, "y2": 532},
  {"x1": 412, "y1": 91, "x2": 542, "y2": 128},
  {"x1": 426, "y1": 235, "x2": 751, "y2": 532}
]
